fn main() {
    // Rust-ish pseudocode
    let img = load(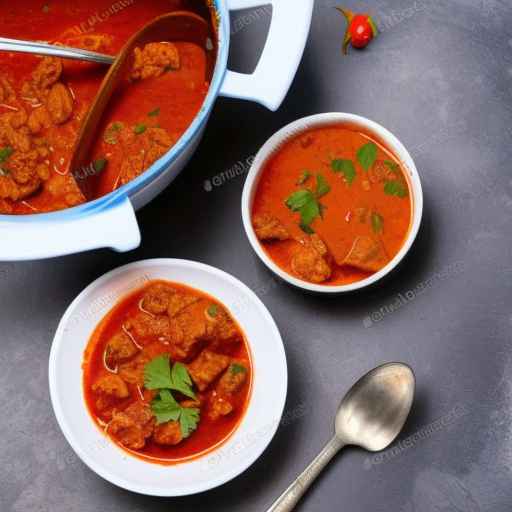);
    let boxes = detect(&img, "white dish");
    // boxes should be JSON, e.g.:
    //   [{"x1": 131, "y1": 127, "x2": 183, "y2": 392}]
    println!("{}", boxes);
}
[
  {"x1": 49, "y1": 258, "x2": 287, "y2": 496},
  {"x1": 241, "y1": 113, "x2": 424, "y2": 294}
]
